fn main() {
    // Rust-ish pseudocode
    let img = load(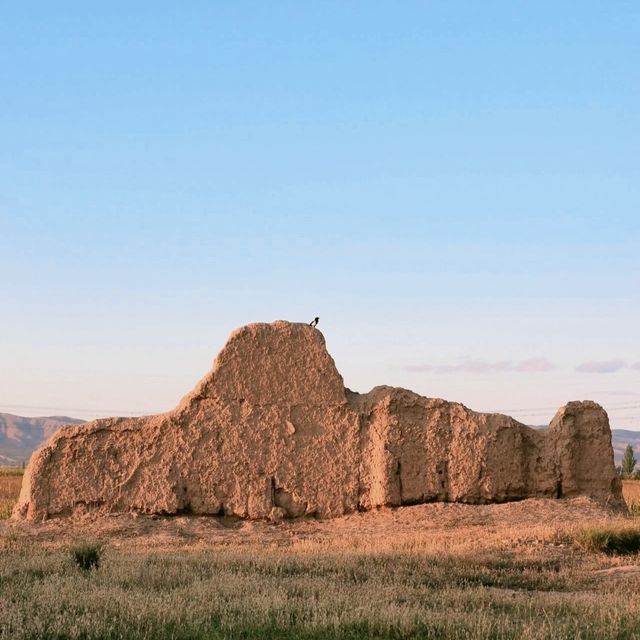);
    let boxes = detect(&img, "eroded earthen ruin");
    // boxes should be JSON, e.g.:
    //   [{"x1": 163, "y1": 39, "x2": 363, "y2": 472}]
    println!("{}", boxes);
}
[{"x1": 14, "y1": 321, "x2": 622, "y2": 521}]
